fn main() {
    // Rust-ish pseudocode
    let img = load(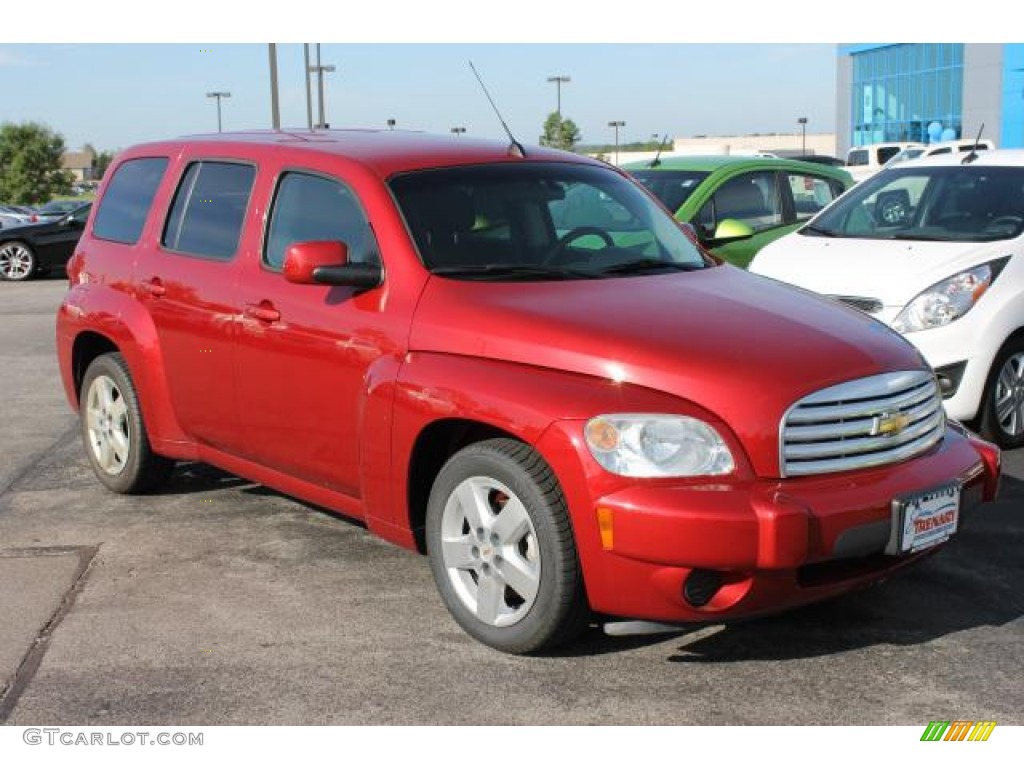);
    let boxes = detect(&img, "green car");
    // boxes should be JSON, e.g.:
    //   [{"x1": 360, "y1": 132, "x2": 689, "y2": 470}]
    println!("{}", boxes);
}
[{"x1": 624, "y1": 156, "x2": 854, "y2": 268}]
